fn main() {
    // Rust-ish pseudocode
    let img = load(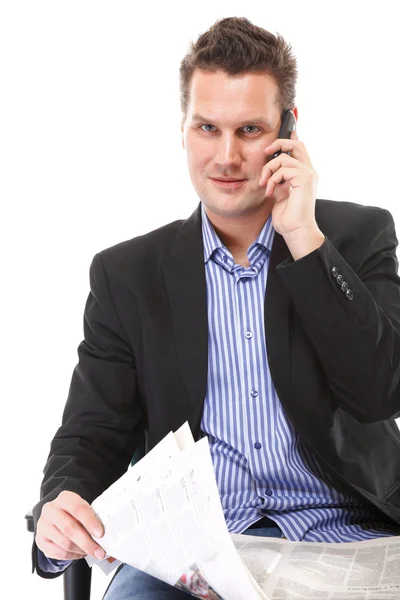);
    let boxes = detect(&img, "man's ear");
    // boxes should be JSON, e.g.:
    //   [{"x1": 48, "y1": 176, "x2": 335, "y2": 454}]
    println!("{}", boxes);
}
[{"x1": 181, "y1": 121, "x2": 185, "y2": 150}]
